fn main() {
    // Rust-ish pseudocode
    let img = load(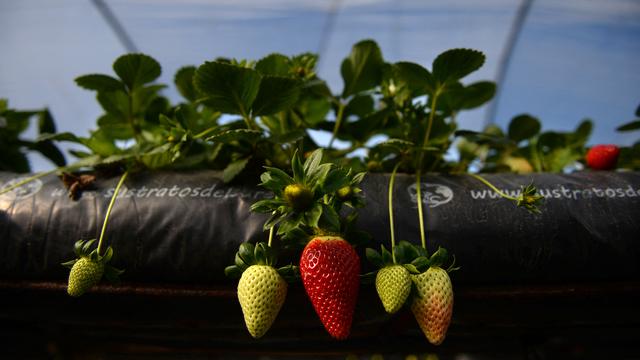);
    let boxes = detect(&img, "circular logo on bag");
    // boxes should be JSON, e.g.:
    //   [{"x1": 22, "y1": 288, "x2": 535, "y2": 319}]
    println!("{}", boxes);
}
[
  {"x1": 0, "y1": 177, "x2": 43, "y2": 201},
  {"x1": 407, "y1": 183, "x2": 454, "y2": 208}
]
